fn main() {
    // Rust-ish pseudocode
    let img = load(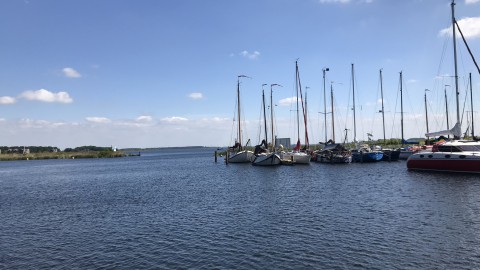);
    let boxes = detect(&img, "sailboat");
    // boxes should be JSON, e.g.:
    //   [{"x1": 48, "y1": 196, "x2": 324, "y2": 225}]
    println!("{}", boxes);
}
[
  {"x1": 227, "y1": 75, "x2": 255, "y2": 163},
  {"x1": 378, "y1": 69, "x2": 400, "y2": 161},
  {"x1": 316, "y1": 81, "x2": 352, "y2": 163},
  {"x1": 252, "y1": 84, "x2": 282, "y2": 166},
  {"x1": 281, "y1": 61, "x2": 311, "y2": 164},
  {"x1": 407, "y1": 0, "x2": 480, "y2": 173},
  {"x1": 349, "y1": 64, "x2": 383, "y2": 162}
]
